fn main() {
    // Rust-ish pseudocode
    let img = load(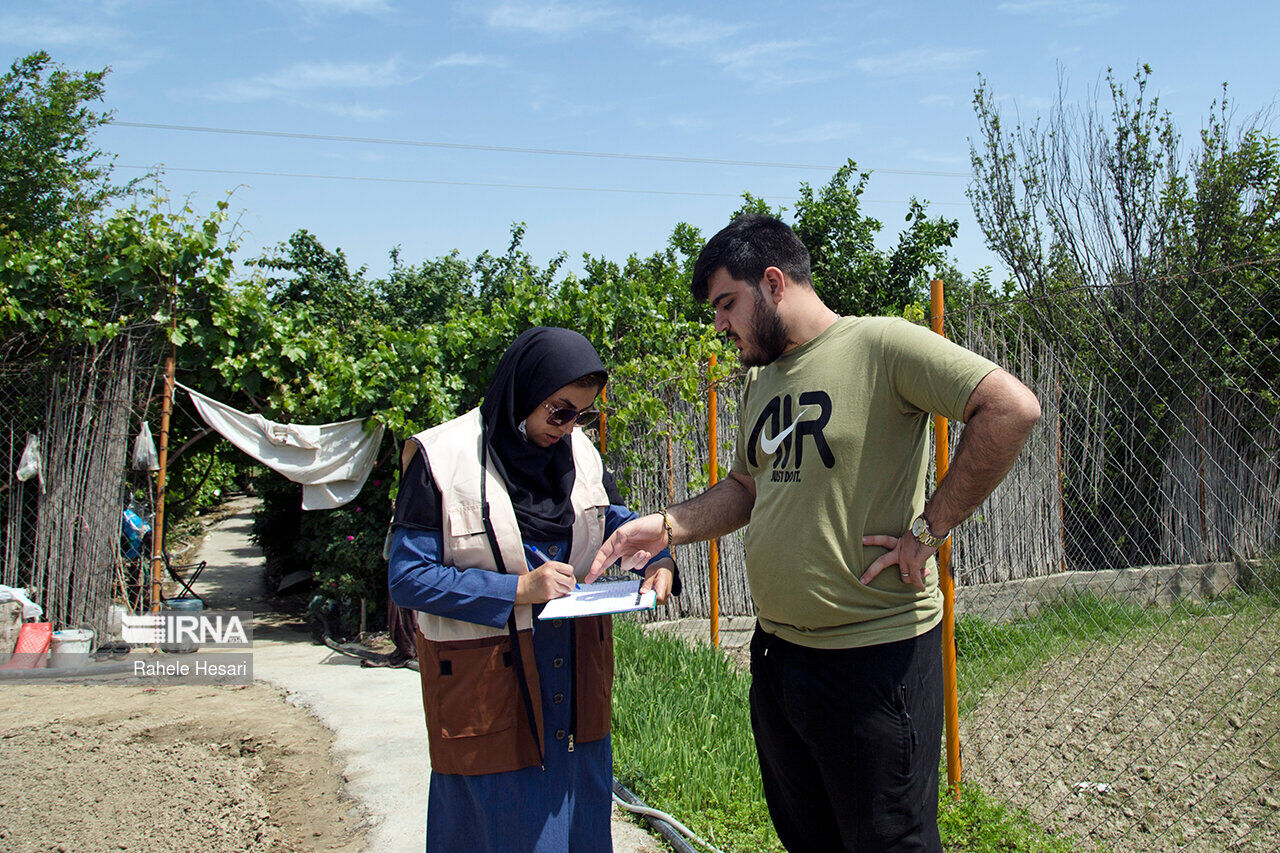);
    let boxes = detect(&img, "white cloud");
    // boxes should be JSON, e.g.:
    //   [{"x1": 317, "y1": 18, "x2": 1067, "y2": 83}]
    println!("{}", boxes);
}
[
  {"x1": 267, "y1": 58, "x2": 416, "y2": 89},
  {"x1": 751, "y1": 120, "x2": 860, "y2": 145},
  {"x1": 485, "y1": 1, "x2": 621, "y2": 36},
  {"x1": 215, "y1": 58, "x2": 419, "y2": 102},
  {"x1": 320, "y1": 149, "x2": 390, "y2": 162},
  {"x1": 106, "y1": 48, "x2": 167, "y2": 75},
  {"x1": 317, "y1": 102, "x2": 393, "y2": 120},
  {"x1": 295, "y1": 0, "x2": 392, "y2": 13},
  {"x1": 995, "y1": 93, "x2": 1053, "y2": 111},
  {"x1": 997, "y1": 0, "x2": 1119, "y2": 24},
  {"x1": 712, "y1": 40, "x2": 821, "y2": 88},
  {"x1": 477, "y1": 5, "x2": 836, "y2": 89},
  {"x1": 920, "y1": 94, "x2": 959, "y2": 107},
  {"x1": 631, "y1": 113, "x2": 709, "y2": 131},
  {"x1": 661, "y1": 114, "x2": 707, "y2": 130},
  {"x1": 430, "y1": 52, "x2": 508, "y2": 69},
  {"x1": 642, "y1": 14, "x2": 744, "y2": 49},
  {"x1": 855, "y1": 47, "x2": 983, "y2": 77},
  {"x1": 528, "y1": 91, "x2": 615, "y2": 119},
  {"x1": 907, "y1": 149, "x2": 969, "y2": 166},
  {"x1": 645, "y1": 15, "x2": 830, "y2": 90},
  {"x1": 0, "y1": 16, "x2": 125, "y2": 47}
]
